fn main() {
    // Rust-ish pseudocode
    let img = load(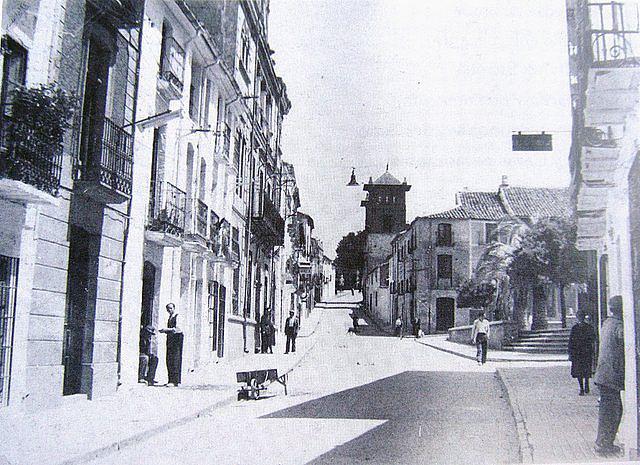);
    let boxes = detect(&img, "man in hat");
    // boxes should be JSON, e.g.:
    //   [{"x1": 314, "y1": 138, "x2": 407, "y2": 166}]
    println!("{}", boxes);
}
[
  {"x1": 284, "y1": 310, "x2": 299, "y2": 354},
  {"x1": 138, "y1": 325, "x2": 158, "y2": 385},
  {"x1": 594, "y1": 295, "x2": 625, "y2": 456}
]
